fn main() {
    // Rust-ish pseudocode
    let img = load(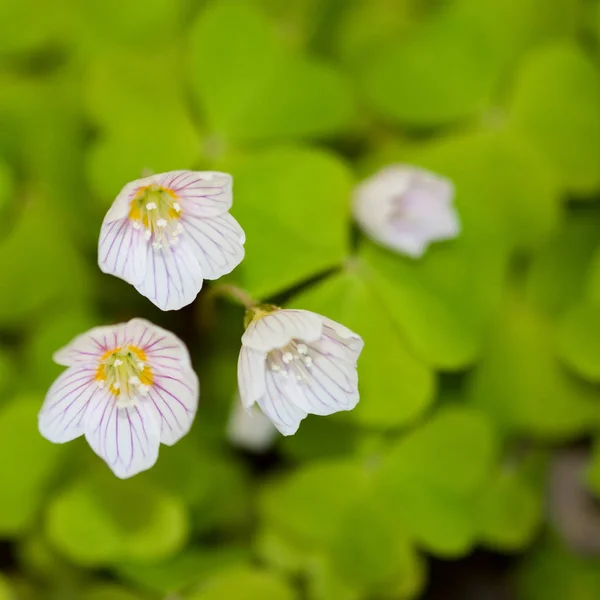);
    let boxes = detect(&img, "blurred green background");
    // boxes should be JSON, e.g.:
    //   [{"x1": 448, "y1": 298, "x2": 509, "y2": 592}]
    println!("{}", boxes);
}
[{"x1": 0, "y1": 0, "x2": 600, "y2": 598}]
